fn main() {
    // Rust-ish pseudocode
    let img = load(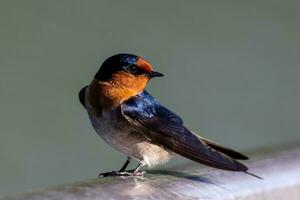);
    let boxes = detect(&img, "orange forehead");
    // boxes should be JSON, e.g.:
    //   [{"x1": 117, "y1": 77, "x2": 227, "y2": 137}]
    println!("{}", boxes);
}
[{"x1": 136, "y1": 58, "x2": 153, "y2": 72}]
